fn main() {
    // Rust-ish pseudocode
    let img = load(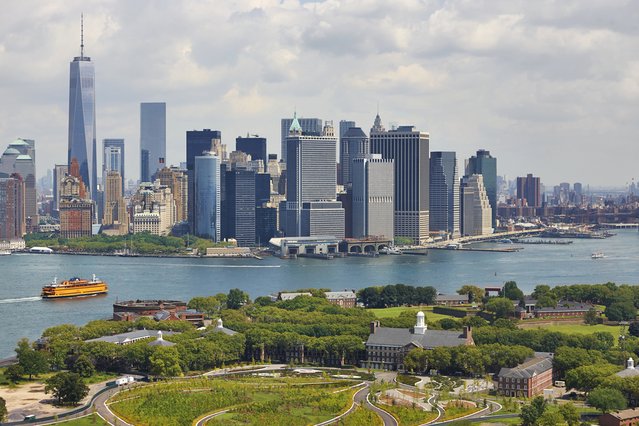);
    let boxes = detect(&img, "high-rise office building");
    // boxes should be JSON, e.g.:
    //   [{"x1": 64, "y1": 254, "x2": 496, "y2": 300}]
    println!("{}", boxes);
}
[
  {"x1": 68, "y1": 17, "x2": 97, "y2": 201},
  {"x1": 59, "y1": 173, "x2": 93, "y2": 239},
  {"x1": 131, "y1": 180, "x2": 175, "y2": 236},
  {"x1": 516, "y1": 173, "x2": 541, "y2": 208},
  {"x1": 280, "y1": 116, "x2": 322, "y2": 162},
  {"x1": 157, "y1": 167, "x2": 188, "y2": 223},
  {"x1": 186, "y1": 129, "x2": 221, "y2": 231},
  {"x1": 461, "y1": 174, "x2": 492, "y2": 236},
  {"x1": 283, "y1": 118, "x2": 344, "y2": 238},
  {"x1": 466, "y1": 149, "x2": 497, "y2": 228},
  {"x1": 340, "y1": 127, "x2": 369, "y2": 187},
  {"x1": 224, "y1": 169, "x2": 256, "y2": 247},
  {"x1": 236, "y1": 135, "x2": 267, "y2": 164},
  {"x1": 53, "y1": 164, "x2": 68, "y2": 217},
  {"x1": 352, "y1": 154, "x2": 394, "y2": 239},
  {"x1": 573, "y1": 182, "x2": 583, "y2": 205},
  {"x1": 0, "y1": 139, "x2": 36, "y2": 229},
  {"x1": 430, "y1": 152, "x2": 460, "y2": 238},
  {"x1": 103, "y1": 139, "x2": 125, "y2": 193},
  {"x1": 102, "y1": 171, "x2": 128, "y2": 234},
  {"x1": 0, "y1": 175, "x2": 26, "y2": 239},
  {"x1": 338, "y1": 120, "x2": 356, "y2": 184},
  {"x1": 370, "y1": 115, "x2": 430, "y2": 244},
  {"x1": 140, "y1": 102, "x2": 166, "y2": 182},
  {"x1": 194, "y1": 153, "x2": 221, "y2": 241}
]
